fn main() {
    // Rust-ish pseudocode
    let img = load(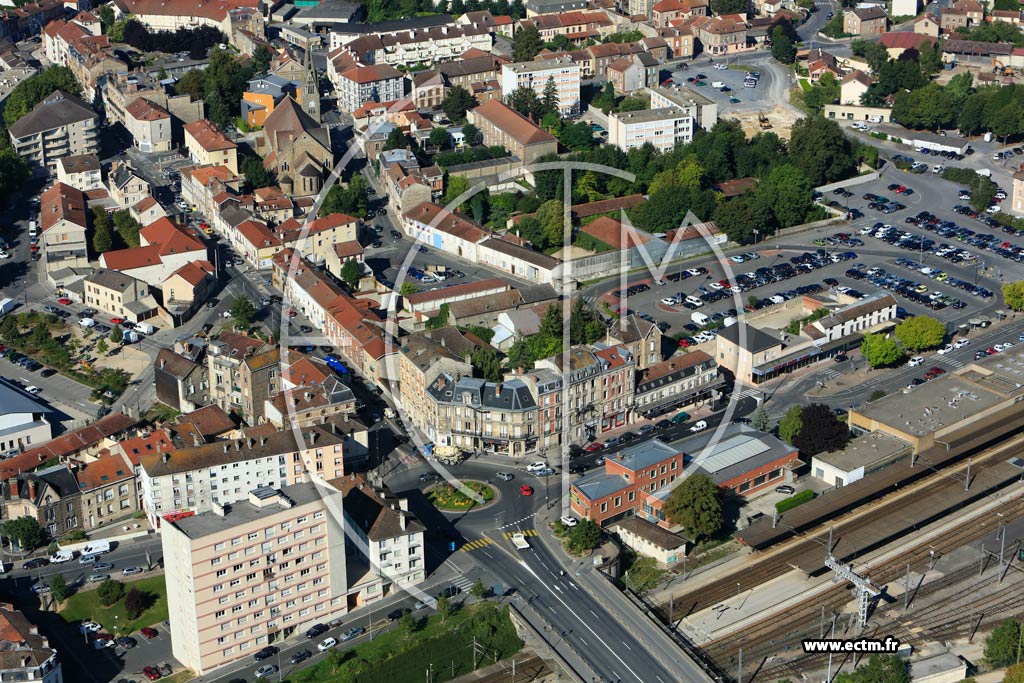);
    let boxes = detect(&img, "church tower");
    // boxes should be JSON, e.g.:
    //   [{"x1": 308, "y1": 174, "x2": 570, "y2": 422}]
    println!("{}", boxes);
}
[{"x1": 302, "y1": 49, "x2": 321, "y2": 124}]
